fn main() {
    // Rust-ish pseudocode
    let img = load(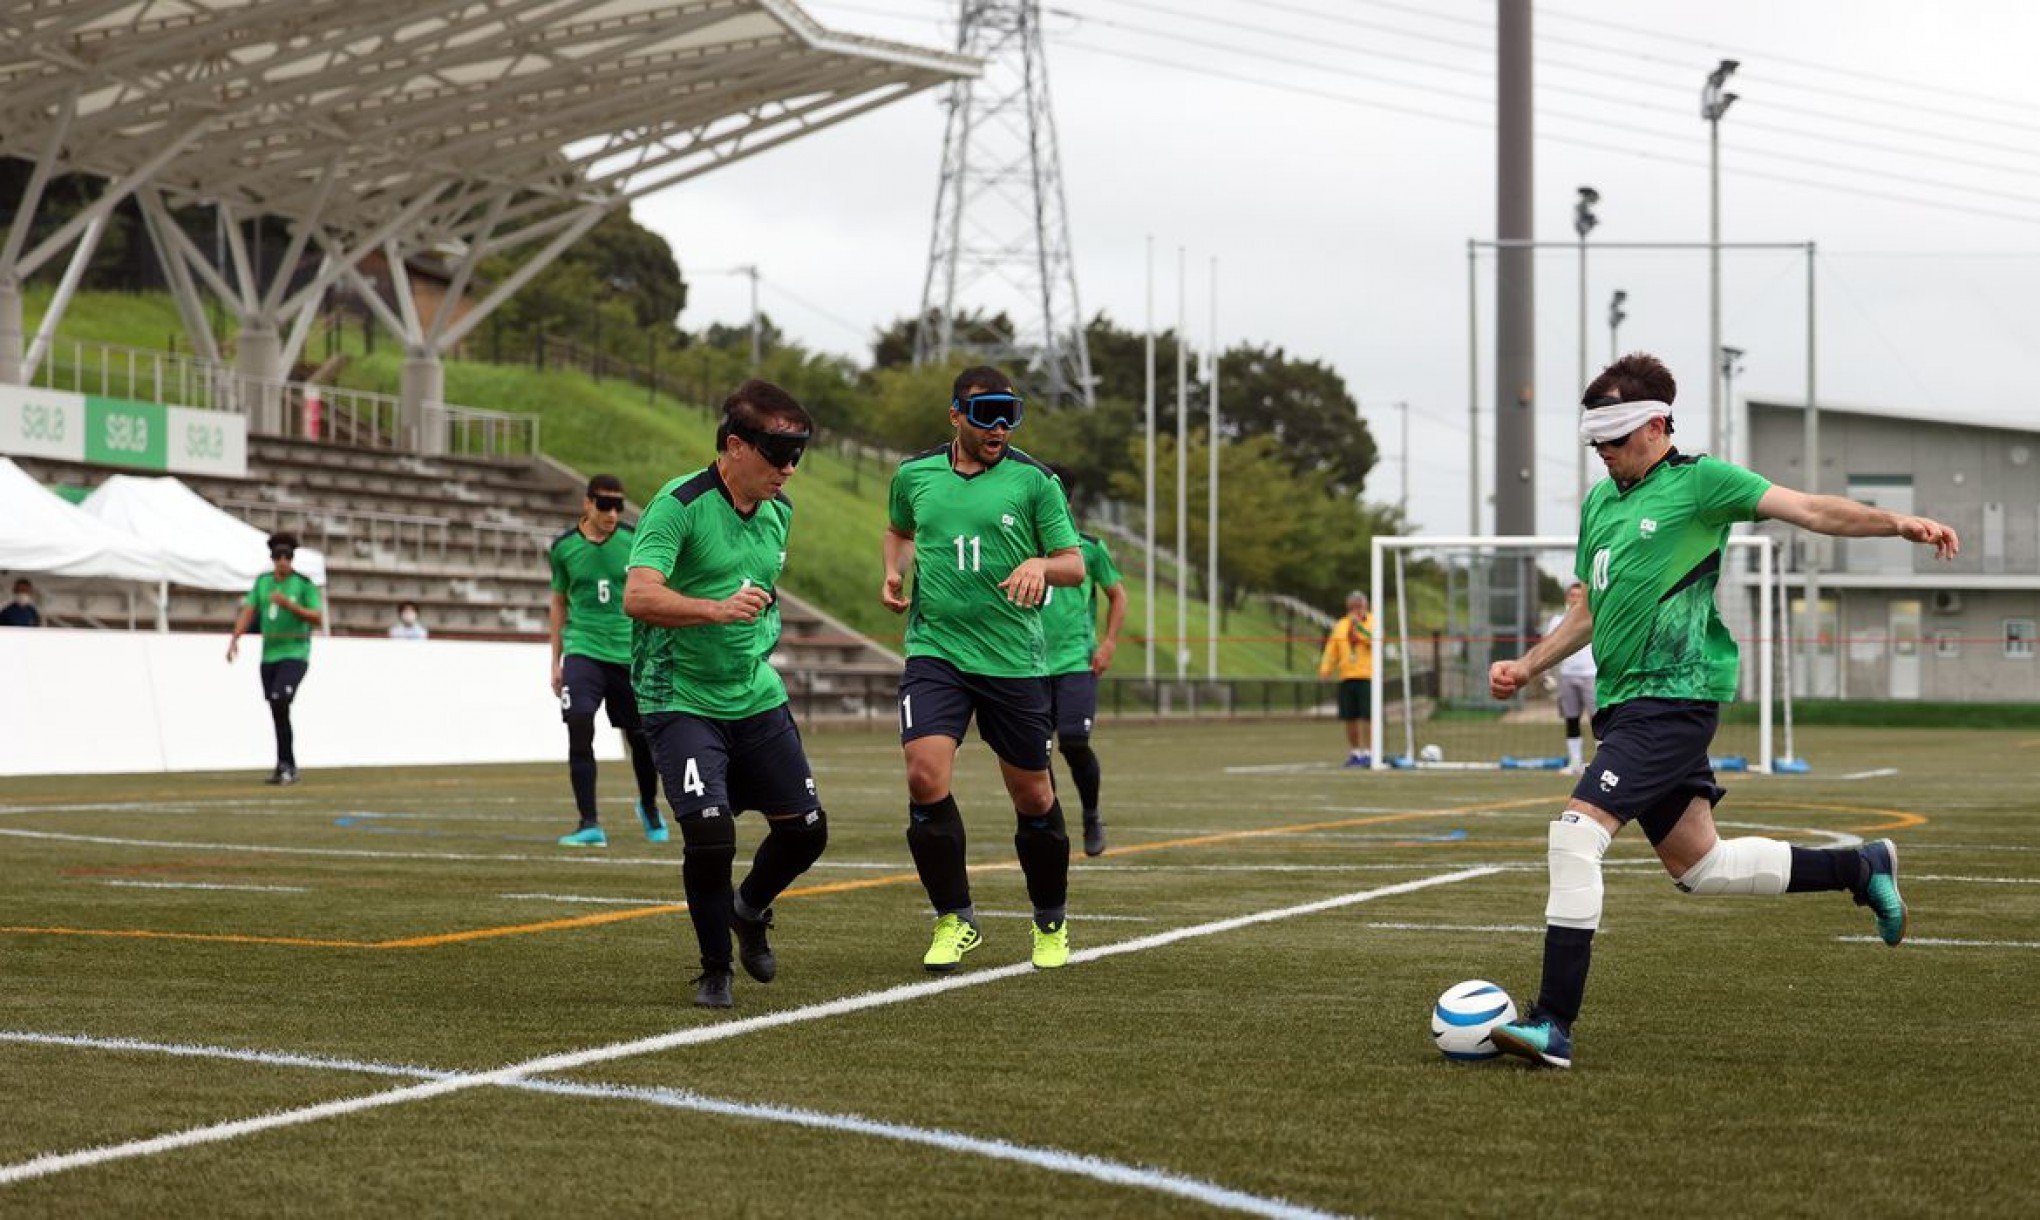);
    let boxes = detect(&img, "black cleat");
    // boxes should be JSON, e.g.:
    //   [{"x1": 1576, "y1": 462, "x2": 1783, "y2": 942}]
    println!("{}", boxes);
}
[
  {"x1": 1082, "y1": 814, "x2": 1107, "y2": 857},
  {"x1": 732, "y1": 906, "x2": 777, "y2": 983},
  {"x1": 692, "y1": 968, "x2": 734, "y2": 1009},
  {"x1": 263, "y1": 767, "x2": 284, "y2": 786}
]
